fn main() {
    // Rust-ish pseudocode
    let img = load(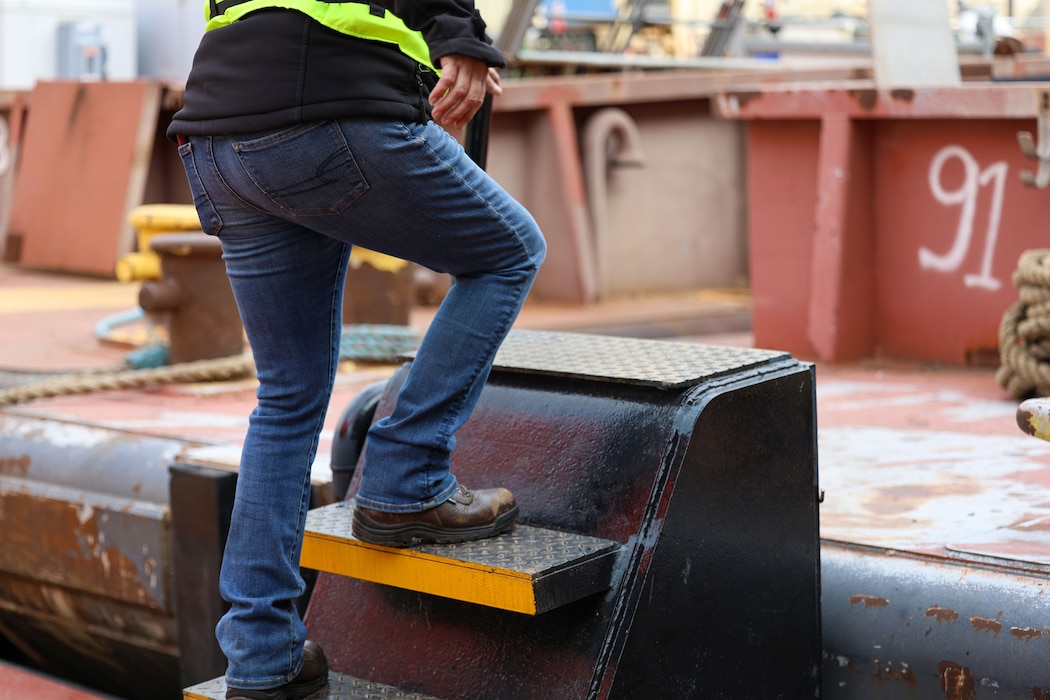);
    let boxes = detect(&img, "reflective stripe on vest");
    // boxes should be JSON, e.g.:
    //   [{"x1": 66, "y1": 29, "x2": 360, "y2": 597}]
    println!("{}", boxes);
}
[{"x1": 204, "y1": 0, "x2": 436, "y2": 71}]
